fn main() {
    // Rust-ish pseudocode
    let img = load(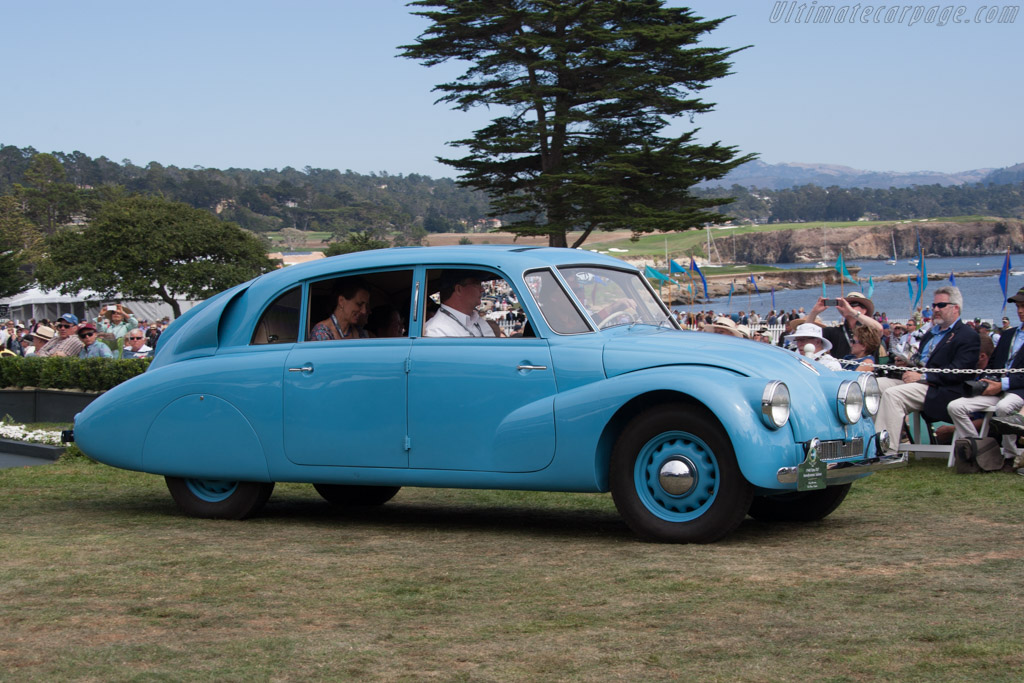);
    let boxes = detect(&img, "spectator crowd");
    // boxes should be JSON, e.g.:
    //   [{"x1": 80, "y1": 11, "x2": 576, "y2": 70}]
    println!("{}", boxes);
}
[{"x1": 1, "y1": 304, "x2": 168, "y2": 360}]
